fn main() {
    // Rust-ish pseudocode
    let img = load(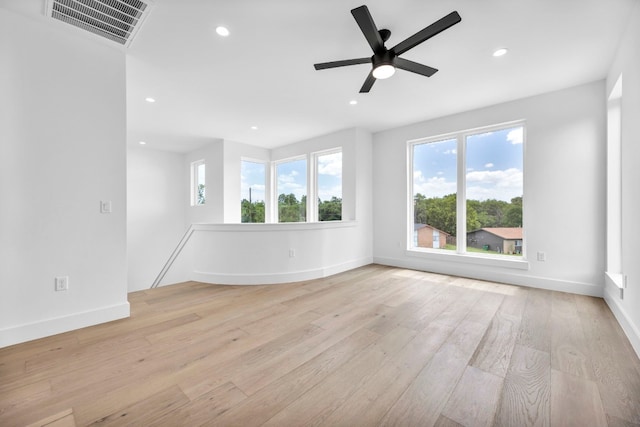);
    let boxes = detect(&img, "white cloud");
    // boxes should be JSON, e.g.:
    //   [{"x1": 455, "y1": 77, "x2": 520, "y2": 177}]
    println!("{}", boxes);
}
[
  {"x1": 413, "y1": 170, "x2": 456, "y2": 198},
  {"x1": 277, "y1": 171, "x2": 306, "y2": 199},
  {"x1": 507, "y1": 127, "x2": 523, "y2": 145},
  {"x1": 466, "y1": 168, "x2": 523, "y2": 201},
  {"x1": 437, "y1": 171, "x2": 444, "y2": 175},
  {"x1": 477, "y1": 131, "x2": 494, "y2": 138},
  {"x1": 444, "y1": 149, "x2": 457, "y2": 155},
  {"x1": 484, "y1": 163, "x2": 494, "y2": 168},
  {"x1": 318, "y1": 152, "x2": 342, "y2": 177}
]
